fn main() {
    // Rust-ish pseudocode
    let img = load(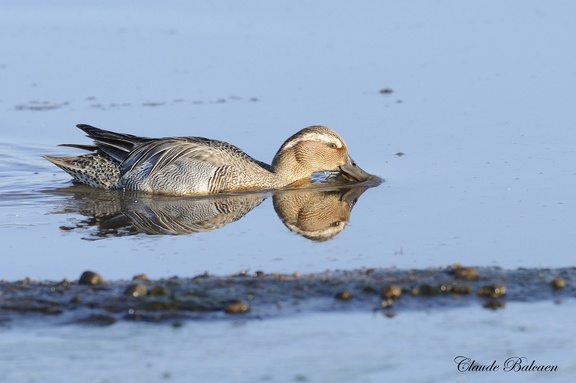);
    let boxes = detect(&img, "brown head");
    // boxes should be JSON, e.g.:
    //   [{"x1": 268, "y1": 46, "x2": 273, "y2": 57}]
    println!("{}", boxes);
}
[{"x1": 271, "y1": 126, "x2": 371, "y2": 186}]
